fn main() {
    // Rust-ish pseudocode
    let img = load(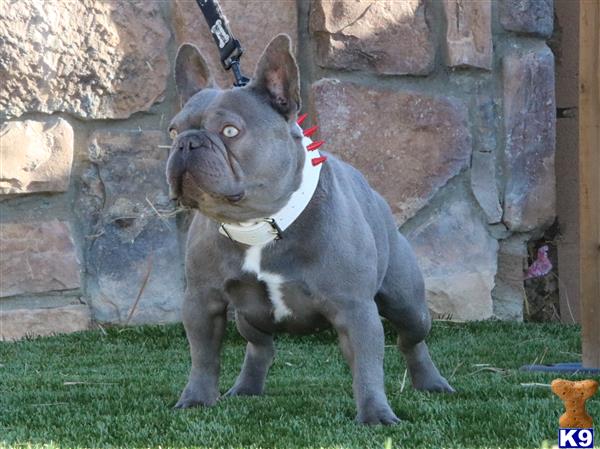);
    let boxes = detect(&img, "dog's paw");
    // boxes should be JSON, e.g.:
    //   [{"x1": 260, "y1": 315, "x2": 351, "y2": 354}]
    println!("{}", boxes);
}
[
  {"x1": 413, "y1": 374, "x2": 456, "y2": 394},
  {"x1": 356, "y1": 405, "x2": 401, "y2": 426},
  {"x1": 224, "y1": 383, "x2": 264, "y2": 397},
  {"x1": 173, "y1": 387, "x2": 219, "y2": 409}
]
